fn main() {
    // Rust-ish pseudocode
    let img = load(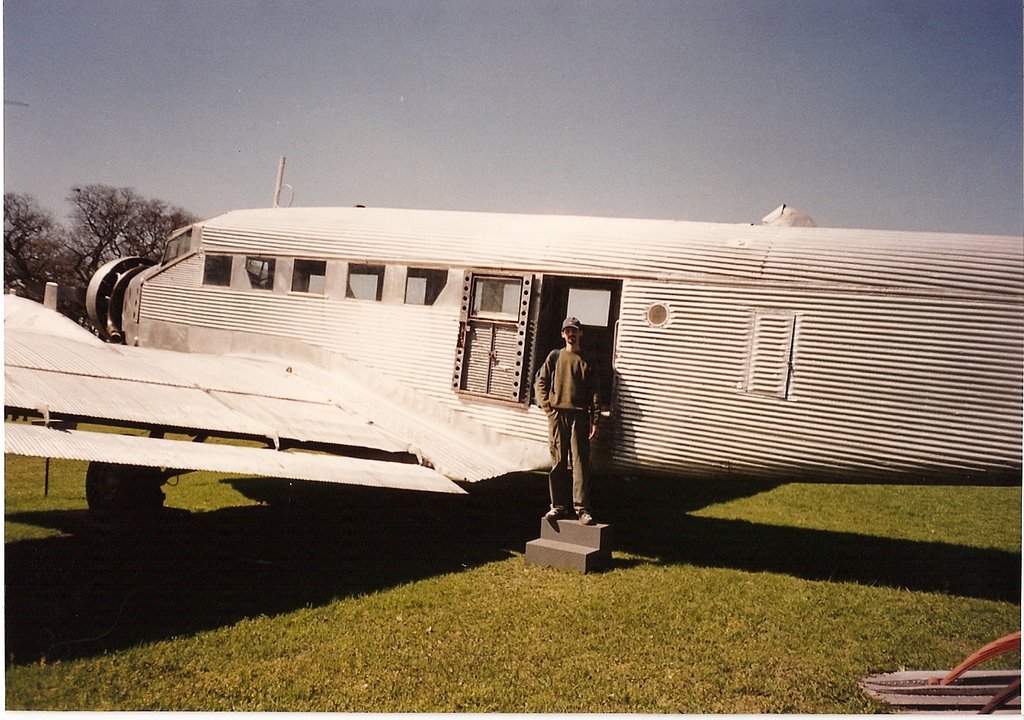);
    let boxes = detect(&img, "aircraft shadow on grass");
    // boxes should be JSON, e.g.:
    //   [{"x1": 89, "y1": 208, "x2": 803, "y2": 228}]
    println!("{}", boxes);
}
[{"x1": 5, "y1": 472, "x2": 1019, "y2": 664}]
